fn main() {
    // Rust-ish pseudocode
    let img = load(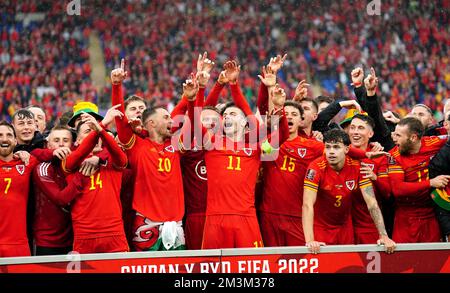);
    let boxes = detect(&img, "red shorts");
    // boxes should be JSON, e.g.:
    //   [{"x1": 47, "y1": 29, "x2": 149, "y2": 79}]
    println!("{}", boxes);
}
[
  {"x1": 314, "y1": 220, "x2": 354, "y2": 245},
  {"x1": 73, "y1": 235, "x2": 129, "y2": 254},
  {"x1": 0, "y1": 244, "x2": 30, "y2": 257},
  {"x1": 259, "y1": 211, "x2": 304, "y2": 247},
  {"x1": 202, "y1": 214, "x2": 263, "y2": 249},
  {"x1": 393, "y1": 208, "x2": 441, "y2": 243},
  {"x1": 354, "y1": 227, "x2": 379, "y2": 244},
  {"x1": 184, "y1": 213, "x2": 206, "y2": 250}
]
